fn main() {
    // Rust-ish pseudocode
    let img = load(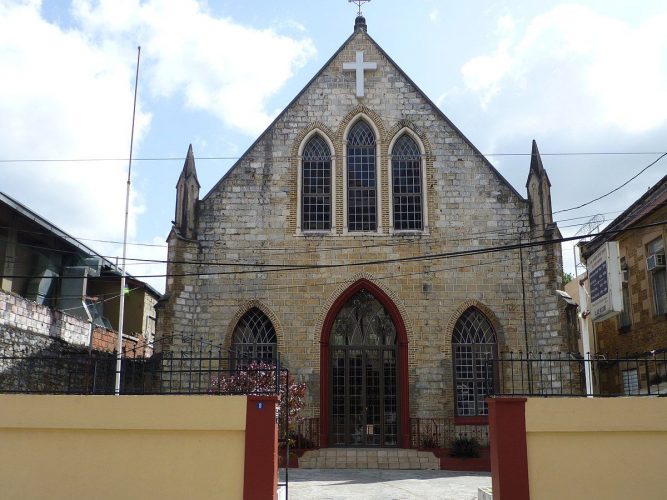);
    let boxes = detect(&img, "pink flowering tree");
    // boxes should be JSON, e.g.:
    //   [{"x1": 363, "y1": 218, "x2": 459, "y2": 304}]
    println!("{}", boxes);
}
[{"x1": 209, "y1": 361, "x2": 306, "y2": 427}]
